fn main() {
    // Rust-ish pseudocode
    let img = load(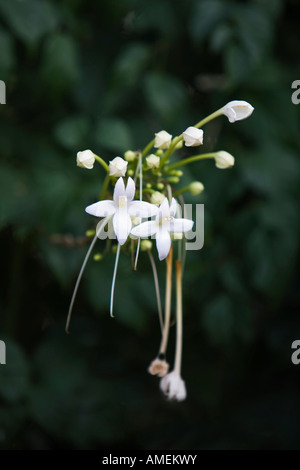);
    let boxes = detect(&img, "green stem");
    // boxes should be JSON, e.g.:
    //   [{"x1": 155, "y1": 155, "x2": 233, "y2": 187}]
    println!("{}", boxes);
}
[
  {"x1": 159, "y1": 108, "x2": 223, "y2": 168},
  {"x1": 142, "y1": 139, "x2": 155, "y2": 158},
  {"x1": 173, "y1": 185, "x2": 190, "y2": 197},
  {"x1": 94, "y1": 154, "x2": 109, "y2": 172},
  {"x1": 99, "y1": 173, "x2": 111, "y2": 200},
  {"x1": 166, "y1": 152, "x2": 216, "y2": 172}
]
